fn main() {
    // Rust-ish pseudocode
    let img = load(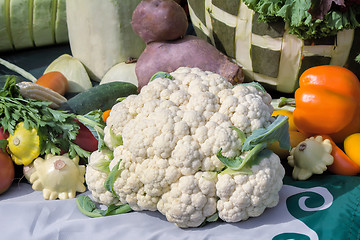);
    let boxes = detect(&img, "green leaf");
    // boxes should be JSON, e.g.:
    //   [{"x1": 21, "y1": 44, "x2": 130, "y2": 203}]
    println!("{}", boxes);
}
[
  {"x1": 149, "y1": 72, "x2": 174, "y2": 82},
  {"x1": 206, "y1": 212, "x2": 219, "y2": 223},
  {"x1": 229, "y1": 126, "x2": 246, "y2": 147},
  {"x1": 240, "y1": 82, "x2": 266, "y2": 92},
  {"x1": 104, "y1": 160, "x2": 122, "y2": 199},
  {"x1": 356, "y1": 53, "x2": 360, "y2": 63},
  {"x1": 217, "y1": 142, "x2": 267, "y2": 171},
  {"x1": 109, "y1": 126, "x2": 123, "y2": 147},
  {"x1": 90, "y1": 149, "x2": 114, "y2": 174},
  {"x1": 76, "y1": 195, "x2": 132, "y2": 218},
  {"x1": 242, "y1": 115, "x2": 291, "y2": 152}
]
